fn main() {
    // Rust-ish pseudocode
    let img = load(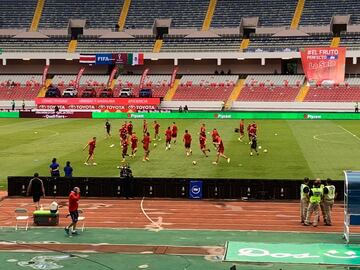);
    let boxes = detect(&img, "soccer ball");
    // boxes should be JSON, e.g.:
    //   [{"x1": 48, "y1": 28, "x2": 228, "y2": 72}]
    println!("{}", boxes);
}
[
  {"x1": 274, "y1": 133, "x2": 278, "y2": 136},
  {"x1": 258, "y1": 146, "x2": 262, "y2": 149},
  {"x1": 264, "y1": 149, "x2": 268, "y2": 153},
  {"x1": 186, "y1": 152, "x2": 190, "y2": 156},
  {"x1": 192, "y1": 161, "x2": 197, "y2": 165},
  {"x1": 250, "y1": 152, "x2": 253, "y2": 156},
  {"x1": 153, "y1": 143, "x2": 157, "y2": 147},
  {"x1": 248, "y1": 141, "x2": 252, "y2": 145}
]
